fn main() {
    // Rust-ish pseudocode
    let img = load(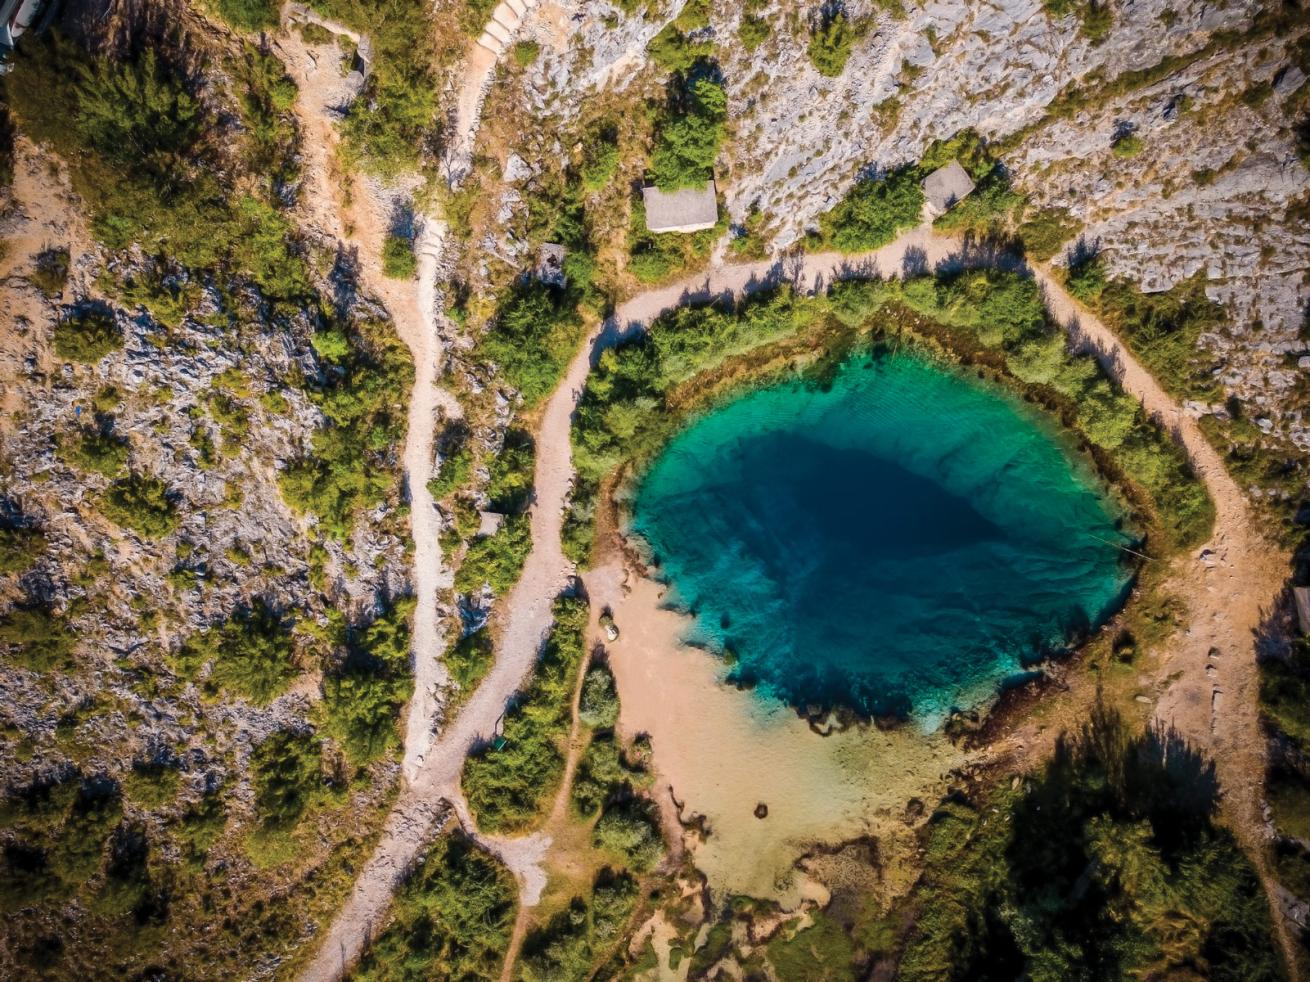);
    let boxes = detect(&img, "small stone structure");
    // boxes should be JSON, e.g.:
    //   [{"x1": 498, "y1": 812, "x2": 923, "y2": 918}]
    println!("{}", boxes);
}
[
  {"x1": 921, "y1": 160, "x2": 976, "y2": 217},
  {"x1": 643, "y1": 181, "x2": 719, "y2": 234},
  {"x1": 476, "y1": 510, "x2": 506, "y2": 538},
  {"x1": 538, "y1": 242, "x2": 566, "y2": 287}
]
